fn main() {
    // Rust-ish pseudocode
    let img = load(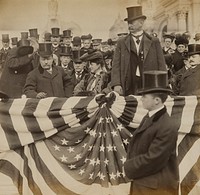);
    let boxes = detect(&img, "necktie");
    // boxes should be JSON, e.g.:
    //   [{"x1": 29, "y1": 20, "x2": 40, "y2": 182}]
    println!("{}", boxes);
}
[{"x1": 132, "y1": 34, "x2": 143, "y2": 45}]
